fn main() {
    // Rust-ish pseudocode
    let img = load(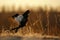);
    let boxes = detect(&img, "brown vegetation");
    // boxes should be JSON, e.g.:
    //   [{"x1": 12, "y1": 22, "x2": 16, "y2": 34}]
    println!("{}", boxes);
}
[{"x1": 0, "y1": 7, "x2": 60, "y2": 38}]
